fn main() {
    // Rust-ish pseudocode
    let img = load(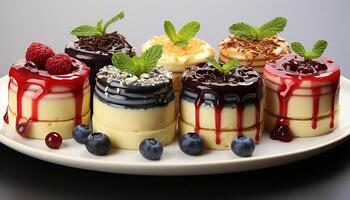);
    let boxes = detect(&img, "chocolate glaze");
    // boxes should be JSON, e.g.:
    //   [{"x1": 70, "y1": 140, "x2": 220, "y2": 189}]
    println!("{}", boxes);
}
[
  {"x1": 95, "y1": 67, "x2": 175, "y2": 109},
  {"x1": 65, "y1": 36, "x2": 135, "y2": 102},
  {"x1": 181, "y1": 62, "x2": 263, "y2": 106}
]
